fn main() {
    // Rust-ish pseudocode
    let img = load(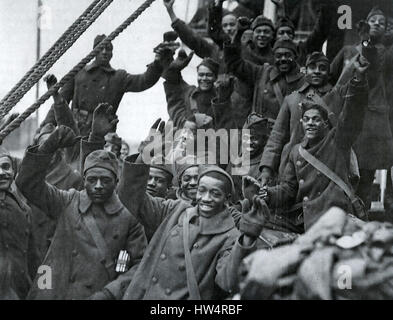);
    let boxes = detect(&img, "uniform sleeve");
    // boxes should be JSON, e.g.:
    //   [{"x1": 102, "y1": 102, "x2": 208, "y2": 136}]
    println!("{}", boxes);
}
[
  {"x1": 164, "y1": 80, "x2": 190, "y2": 129},
  {"x1": 224, "y1": 42, "x2": 263, "y2": 87},
  {"x1": 172, "y1": 18, "x2": 219, "y2": 59},
  {"x1": 15, "y1": 146, "x2": 75, "y2": 220},
  {"x1": 215, "y1": 231, "x2": 256, "y2": 294},
  {"x1": 329, "y1": 47, "x2": 345, "y2": 86},
  {"x1": 266, "y1": 151, "x2": 298, "y2": 209},
  {"x1": 335, "y1": 79, "x2": 369, "y2": 150},
  {"x1": 260, "y1": 97, "x2": 292, "y2": 173},
  {"x1": 121, "y1": 60, "x2": 163, "y2": 93},
  {"x1": 104, "y1": 213, "x2": 147, "y2": 300},
  {"x1": 118, "y1": 159, "x2": 179, "y2": 235}
]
